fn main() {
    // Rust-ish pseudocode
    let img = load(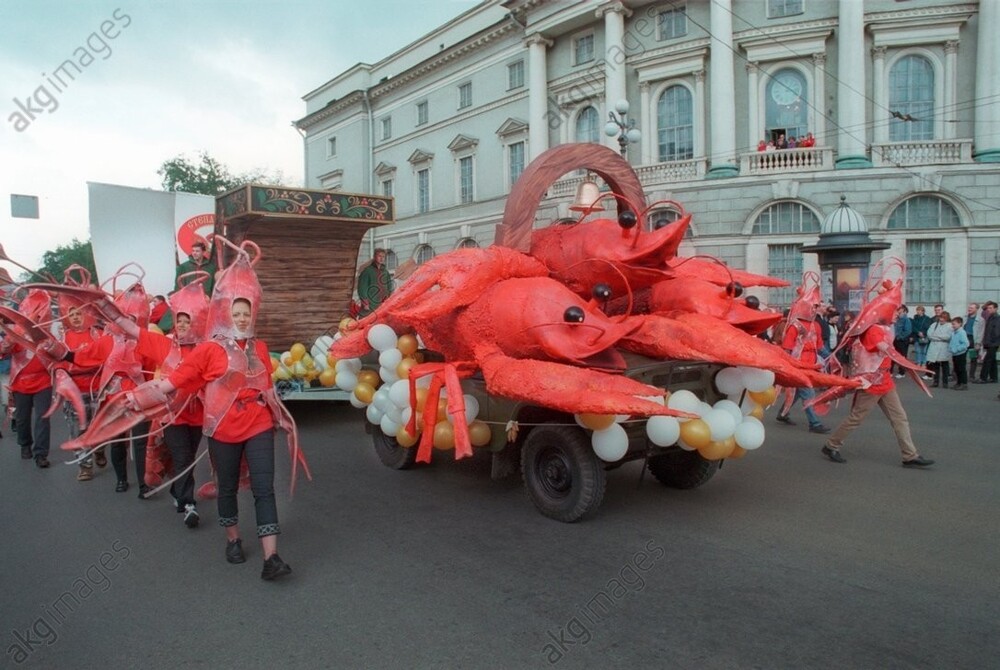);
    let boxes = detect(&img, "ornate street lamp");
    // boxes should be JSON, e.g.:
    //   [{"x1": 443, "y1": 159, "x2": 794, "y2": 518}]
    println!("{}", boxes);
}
[{"x1": 604, "y1": 99, "x2": 641, "y2": 157}]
